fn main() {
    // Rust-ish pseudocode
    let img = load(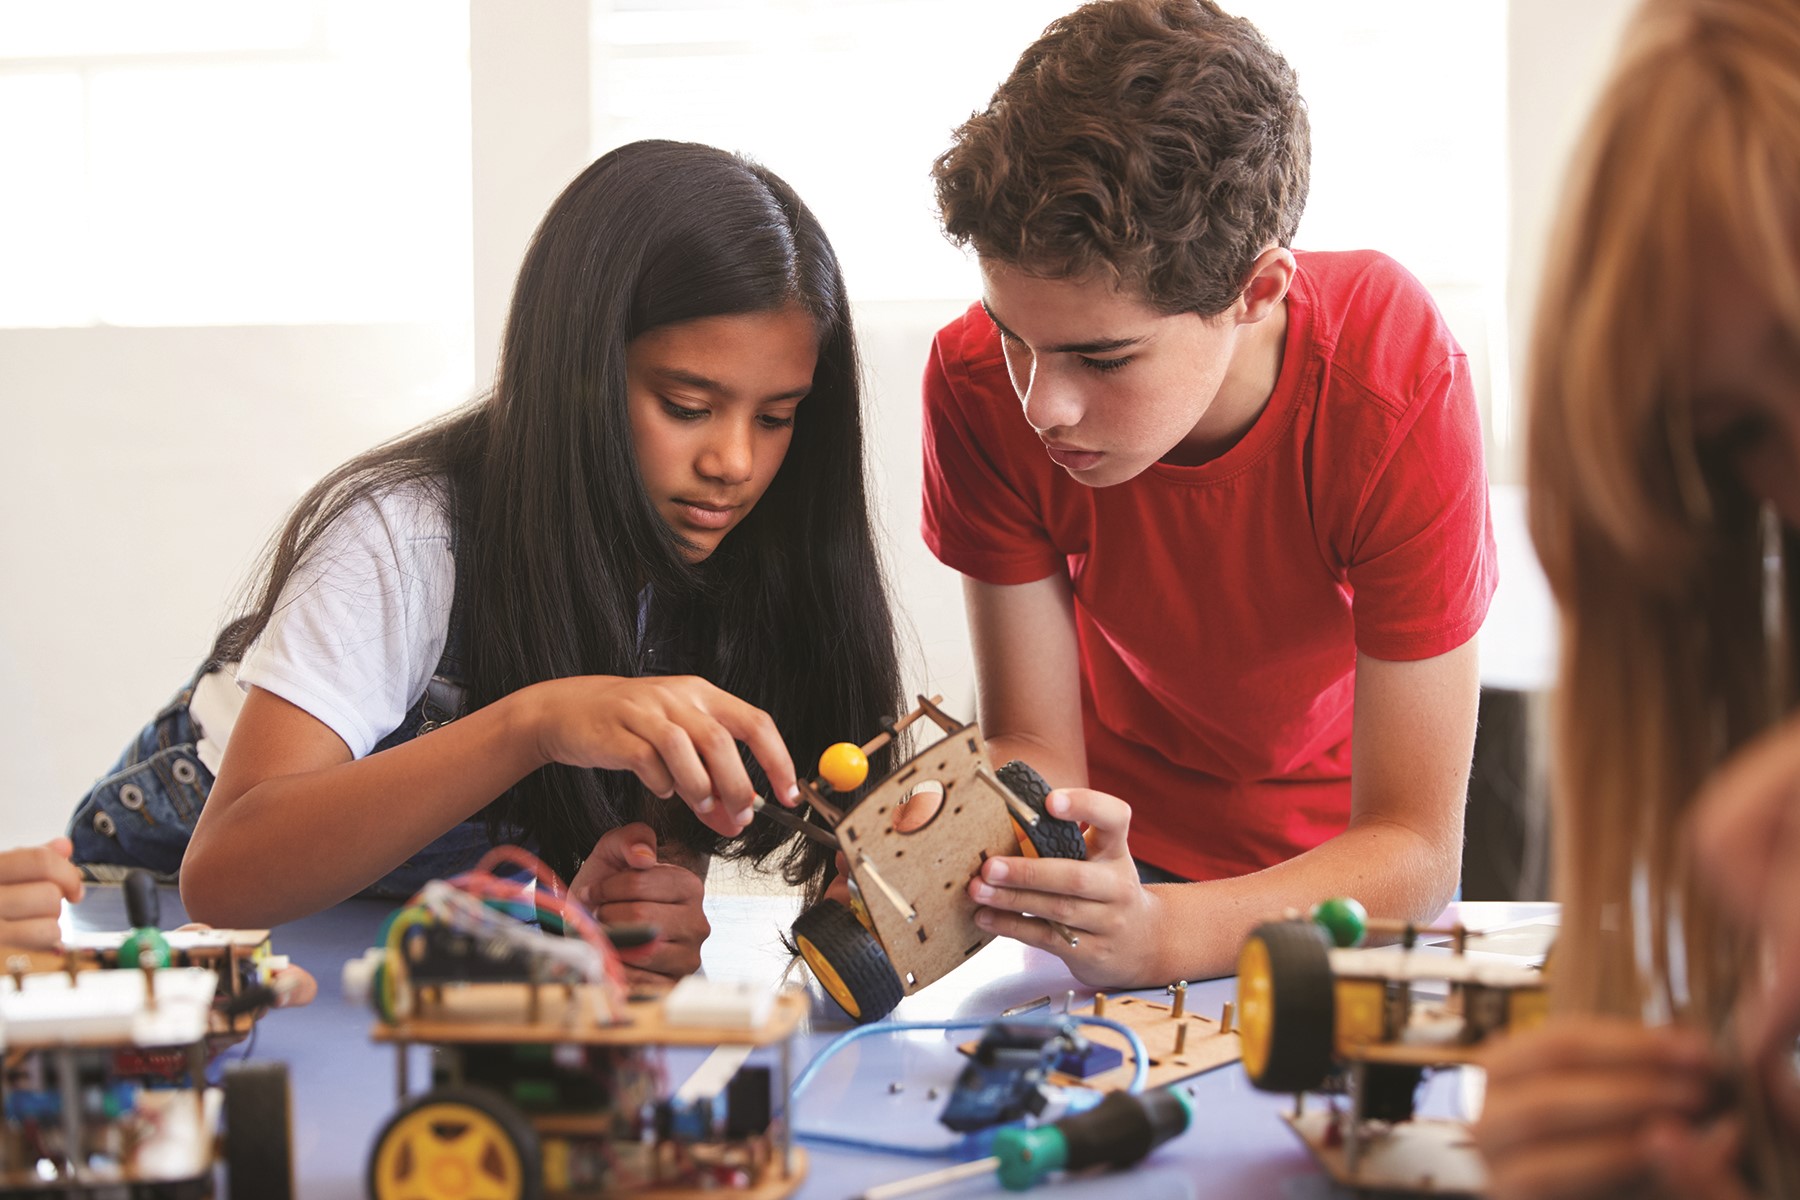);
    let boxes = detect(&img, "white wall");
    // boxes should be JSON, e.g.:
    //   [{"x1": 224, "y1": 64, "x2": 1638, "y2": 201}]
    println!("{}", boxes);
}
[
  {"x1": 0, "y1": 324, "x2": 467, "y2": 843},
  {"x1": 1504, "y1": 0, "x2": 1638, "y2": 480},
  {"x1": 852, "y1": 300, "x2": 985, "y2": 712},
  {"x1": 470, "y1": 0, "x2": 590, "y2": 387}
]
